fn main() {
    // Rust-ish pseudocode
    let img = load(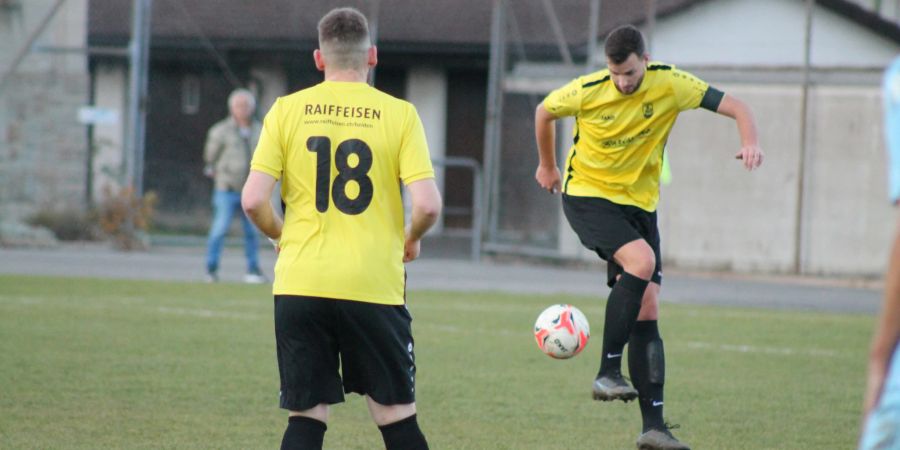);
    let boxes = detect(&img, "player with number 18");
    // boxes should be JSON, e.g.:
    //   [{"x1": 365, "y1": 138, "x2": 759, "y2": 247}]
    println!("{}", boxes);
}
[{"x1": 241, "y1": 7, "x2": 441, "y2": 450}]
